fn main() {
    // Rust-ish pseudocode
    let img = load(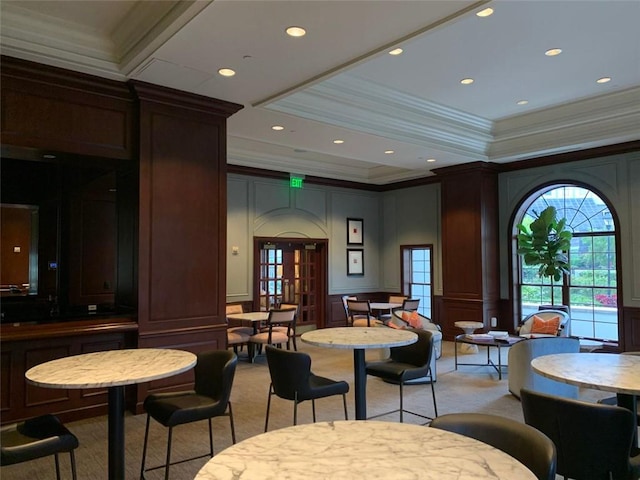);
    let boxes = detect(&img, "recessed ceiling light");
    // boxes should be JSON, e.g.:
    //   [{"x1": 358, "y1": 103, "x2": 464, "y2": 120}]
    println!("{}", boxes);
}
[
  {"x1": 545, "y1": 48, "x2": 562, "y2": 57},
  {"x1": 476, "y1": 7, "x2": 494, "y2": 17},
  {"x1": 43, "y1": 154, "x2": 56, "y2": 159},
  {"x1": 517, "y1": 100, "x2": 529, "y2": 105},
  {"x1": 596, "y1": 77, "x2": 612, "y2": 84},
  {"x1": 460, "y1": 78, "x2": 474, "y2": 85},
  {"x1": 218, "y1": 68, "x2": 236, "y2": 77},
  {"x1": 426, "y1": 158, "x2": 436, "y2": 163},
  {"x1": 389, "y1": 48, "x2": 403, "y2": 56},
  {"x1": 333, "y1": 139, "x2": 344, "y2": 144},
  {"x1": 384, "y1": 150, "x2": 394, "y2": 154},
  {"x1": 286, "y1": 26, "x2": 306, "y2": 37},
  {"x1": 271, "y1": 125, "x2": 284, "y2": 131}
]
